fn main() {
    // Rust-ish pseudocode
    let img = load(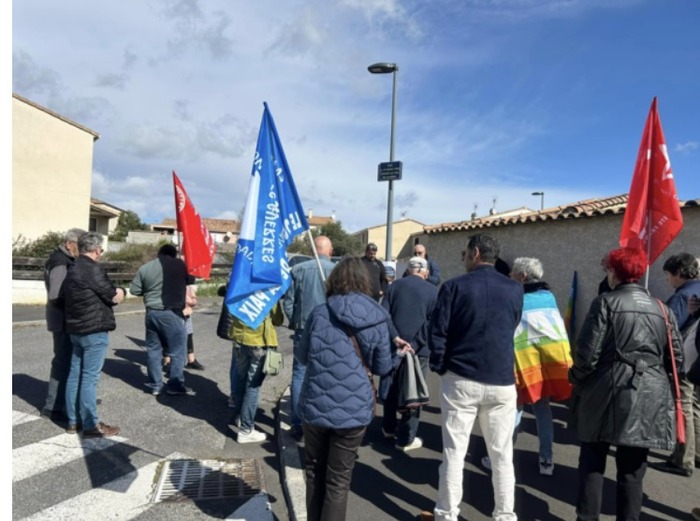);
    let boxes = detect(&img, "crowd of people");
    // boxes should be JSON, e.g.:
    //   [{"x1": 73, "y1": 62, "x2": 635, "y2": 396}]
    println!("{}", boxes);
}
[{"x1": 39, "y1": 229, "x2": 699, "y2": 521}]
